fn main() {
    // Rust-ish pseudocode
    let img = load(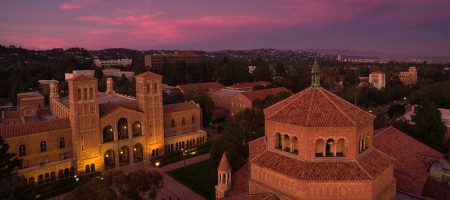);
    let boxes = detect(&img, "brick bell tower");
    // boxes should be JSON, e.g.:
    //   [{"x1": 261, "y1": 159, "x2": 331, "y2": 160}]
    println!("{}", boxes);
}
[
  {"x1": 68, "y1": 75, "x2": 101, "y2": 173},
  {"x1": 135, "y1": 72, "x2": 164, "y2": 159}
]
